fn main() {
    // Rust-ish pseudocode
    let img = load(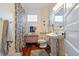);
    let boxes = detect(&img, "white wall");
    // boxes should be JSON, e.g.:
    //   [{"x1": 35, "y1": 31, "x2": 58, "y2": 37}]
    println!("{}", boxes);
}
[
  {"x1": 25, "y1": 8, "x2": 40, "y2": 34},
  {"x1": 24, "y1": 7, "x2": 49, "y2": 39}
]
